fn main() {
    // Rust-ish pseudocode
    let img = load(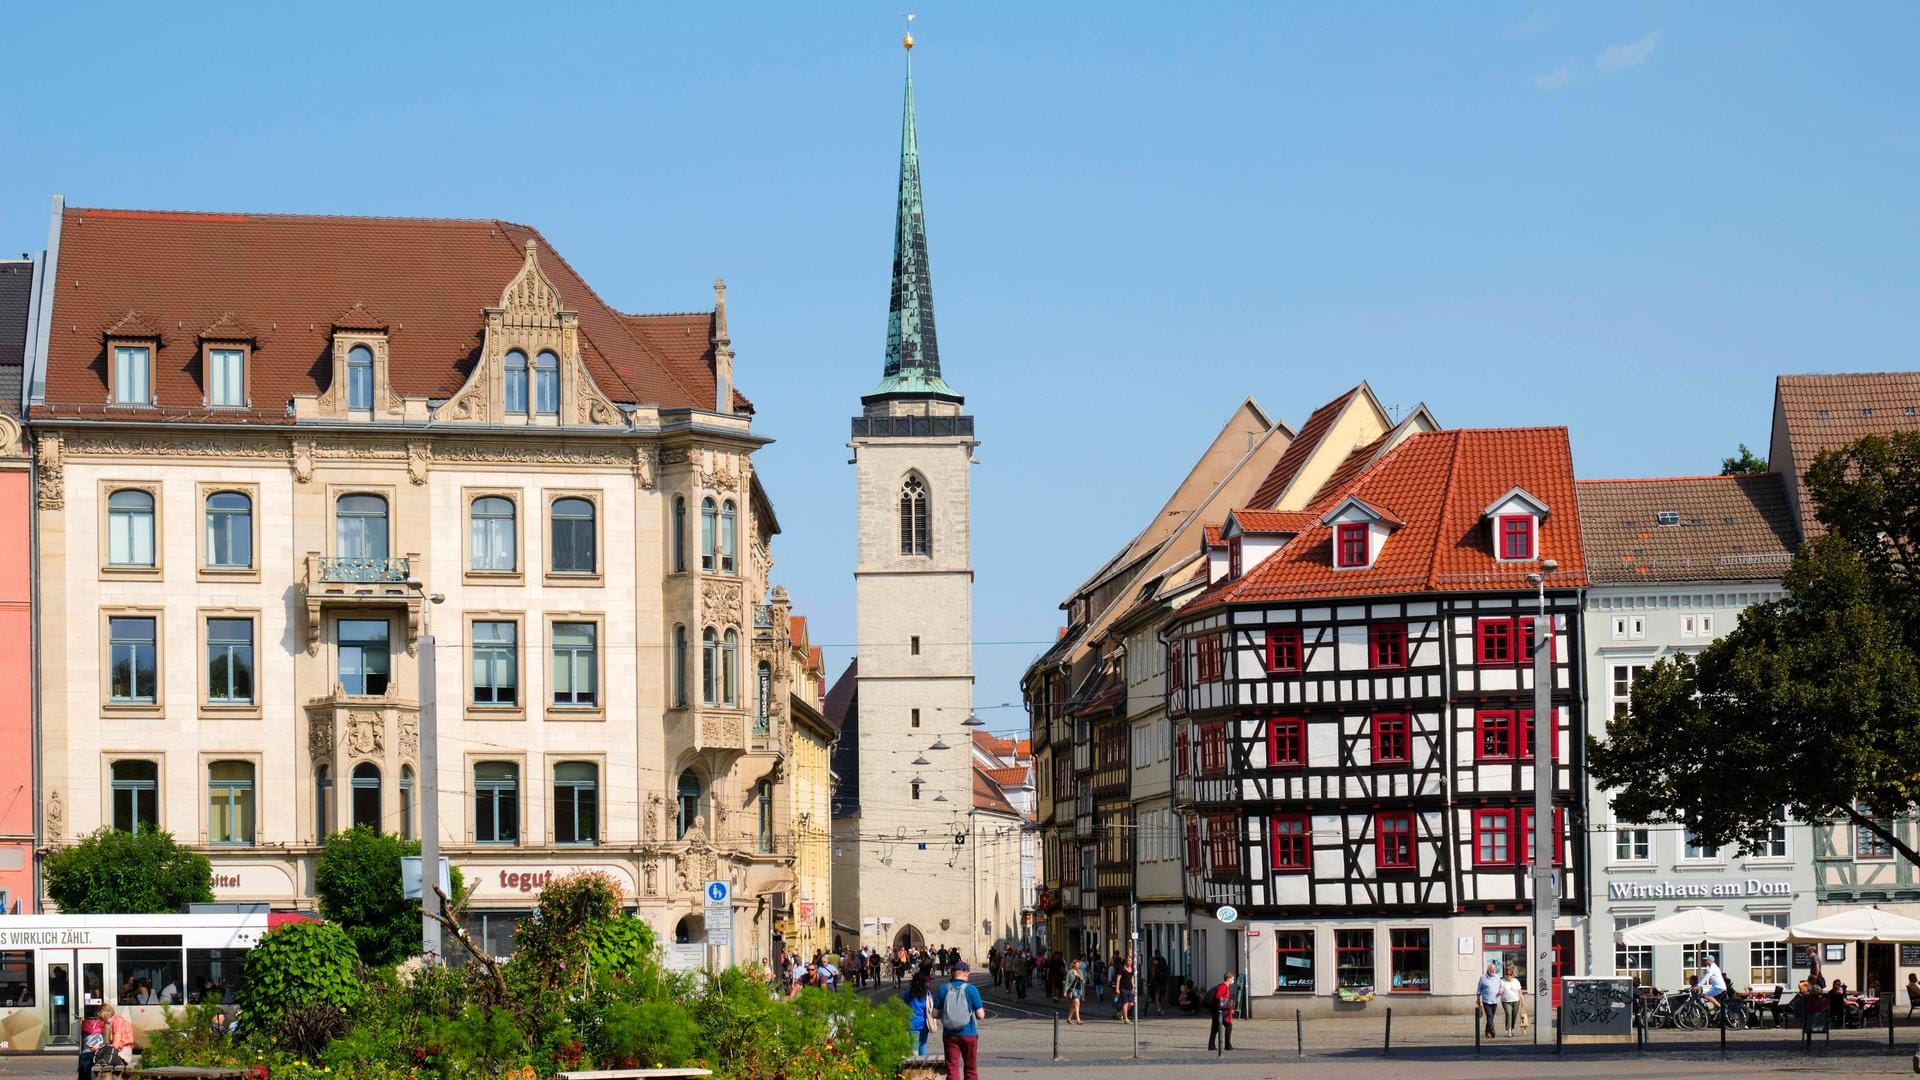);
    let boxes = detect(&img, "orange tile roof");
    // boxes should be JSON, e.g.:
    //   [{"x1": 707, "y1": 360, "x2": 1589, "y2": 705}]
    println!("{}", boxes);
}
[
  {"x1": 1229, "y1": 509, "x2": 1317, "y2": 534},
  {"x1": 1310, "y1": 430, "x2": 1393, "y2": 503},
  {"x1": 1576, "y1": 474, "x2": 1796, "y2": 583},
  {"x1": 37, "y1": 207, "x2": 742, "y2": 420},
  {"x1": 1775, "y1": 372, "x2": 1920, "y2": 533},
  {"x1": 973, "y1": 767, "x2": 1022, "y2": 817},
  {"x1": 1247, "y1": 386, "x2": 1360, "y2": 508},
  {"x1": 1202, "y1": 524, "x2": 1224, "y2": 547},
  {"x1": 984, "y1": 765, "x2": 1031, "y2": 788},
  {"x1": 1189, "y1": 428, "x2": 1586, "y2": 607},
  {"x1": 788, "y1": 614, "x2": 809, "y2": 644}
]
